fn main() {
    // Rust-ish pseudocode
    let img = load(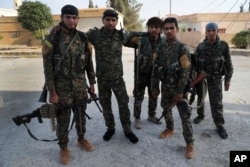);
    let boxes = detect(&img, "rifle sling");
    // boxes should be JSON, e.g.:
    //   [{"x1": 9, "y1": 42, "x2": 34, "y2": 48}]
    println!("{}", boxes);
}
[{"x1": 55, "y1": 33, "x2": 78, "y2": 73}]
